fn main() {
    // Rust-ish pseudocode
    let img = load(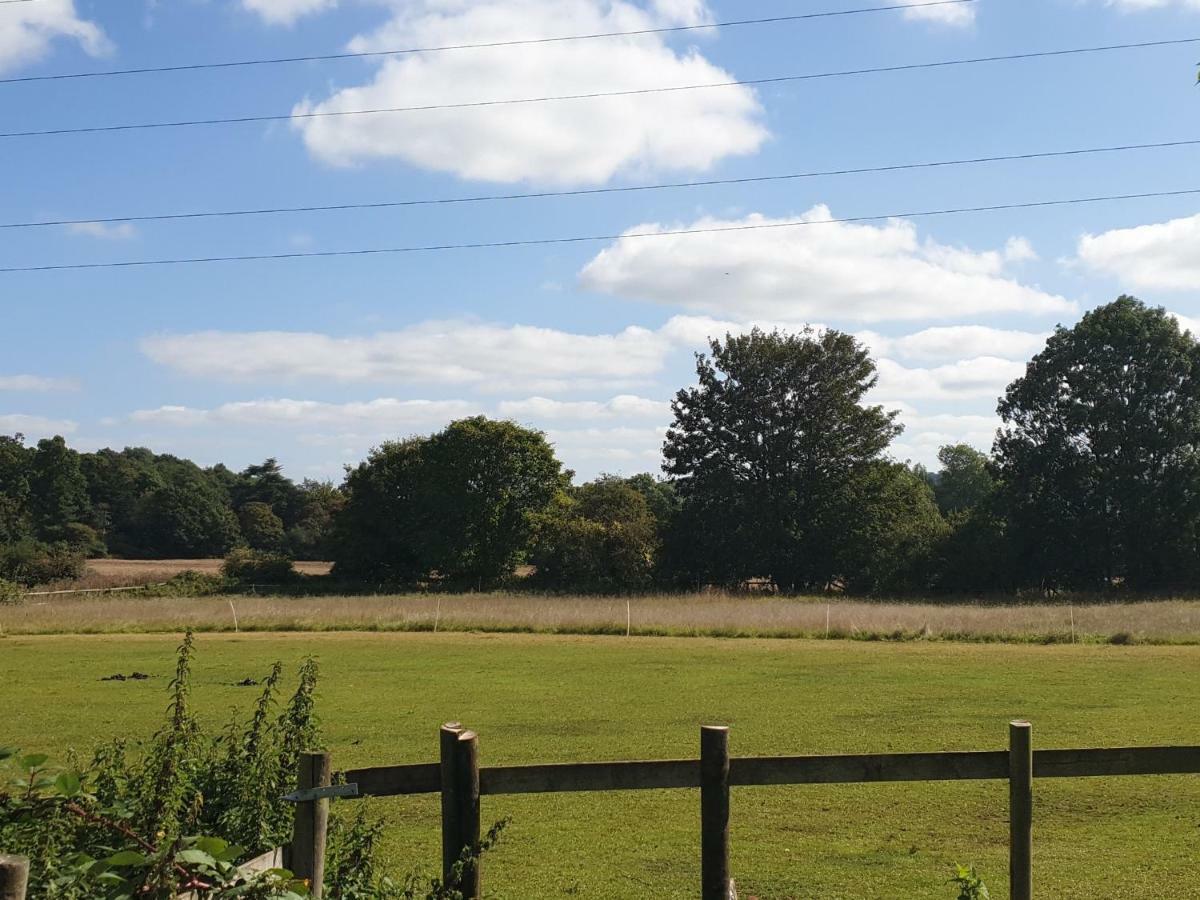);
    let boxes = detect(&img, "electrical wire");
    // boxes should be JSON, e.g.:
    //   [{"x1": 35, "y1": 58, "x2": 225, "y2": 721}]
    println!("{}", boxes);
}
[
  {"x1": 3, "y1": 37, "x2": 1196, "y2": 140},
  {"x1": 4, "y1": 136, "x2": 1198, "y2": 231},
  {"x1": 0, "y1": 1, "x2": 976, "y2": 86},
  {"x1": 4, "y1": 186, "x2": 1197, "y2": 274}
]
